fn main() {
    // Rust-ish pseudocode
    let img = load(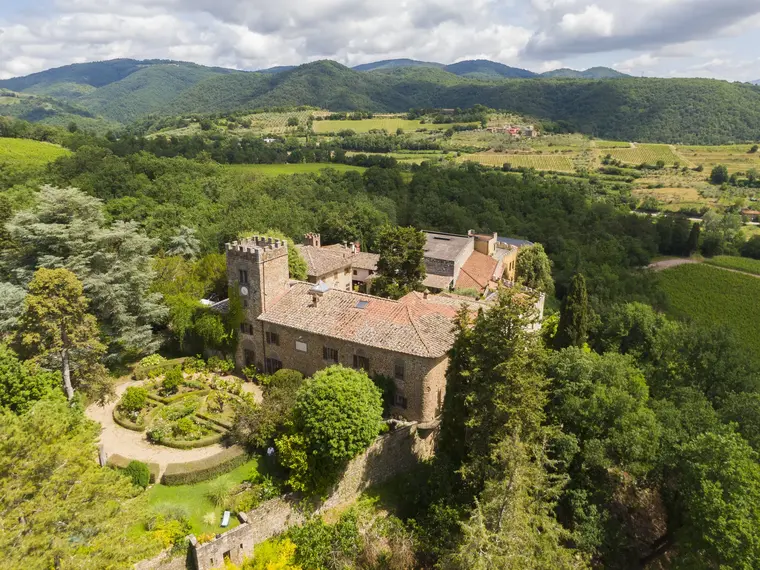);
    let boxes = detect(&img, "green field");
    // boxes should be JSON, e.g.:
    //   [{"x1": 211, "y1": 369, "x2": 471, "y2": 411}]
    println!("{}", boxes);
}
[
  {"x1": 141, "y1": 458, "x2": 259, "y2": 536},
  {"x1": 705, "y1": 256, "x2": 760, "y2": 276},
  {"x1": 607, "y1": 144, "x2": 682, "y2": 166},
  {"x1": 595, "y1": 140, "x2": 633, "y2": 149},
  {"x1": 461, "y1": 152, "x2": 576, "y2": 172},
  {"x1": 659, "y1": 263, "x2": 760, "y2": 357},
  {"x1": 225, "y1": 163, "x2": 366, "y2": 176},
  {"x1": 0, "y1": 137, "x2": 70, "y2": 167}
]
